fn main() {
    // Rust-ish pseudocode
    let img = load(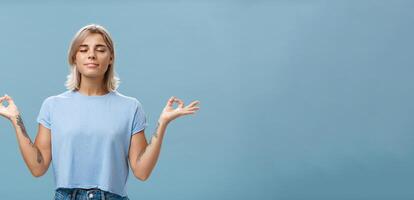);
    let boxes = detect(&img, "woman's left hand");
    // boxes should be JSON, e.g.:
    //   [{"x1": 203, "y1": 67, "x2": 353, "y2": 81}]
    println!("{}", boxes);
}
[{"x1": 159, "y1": 96, "x2": 200, "y2": 124}]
